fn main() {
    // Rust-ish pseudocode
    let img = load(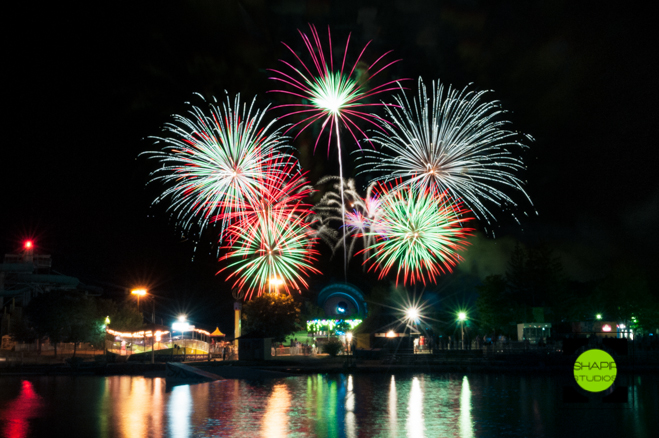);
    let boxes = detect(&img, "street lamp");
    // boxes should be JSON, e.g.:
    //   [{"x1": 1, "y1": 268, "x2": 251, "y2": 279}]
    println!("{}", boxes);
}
[
  {"x1": 131, "y1": 288, "x2": 156, "y2": 364},
  {"x1": 104, "y1": 316, "x2": 110, "y2": 356},
  {"x1": 458, "y1": 312, "x2": 467, "y2": 350},
  {"x1": 131, "y1": 288, "x2": 147, "y2": 316},
  {"x1": 405, "y1": 307, "x2": 420, "y2": 323},
  {"x1": 269, "y1": 277, "x2": 284, "y2": 294},
  {"x1": 596, "y1": 314, "x2": 602, "y2": 320}
]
